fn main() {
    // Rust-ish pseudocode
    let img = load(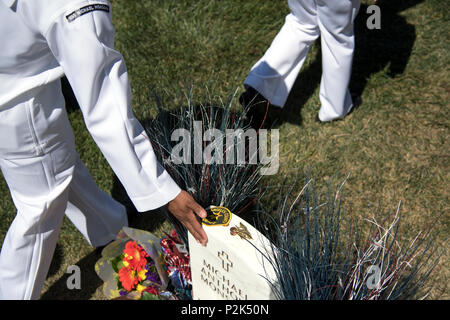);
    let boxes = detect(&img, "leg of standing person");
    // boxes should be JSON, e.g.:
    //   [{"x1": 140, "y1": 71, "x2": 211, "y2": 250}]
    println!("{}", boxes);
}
[
  {"x1": 316, "y1": 0, "x2": 361, "y2": 122},
  {"x1": 244, "y1": 0, "x2": 320, "y2": 107},
  {"x1": 0, "y1": 110, "x2": 76, "y2": 299},
  {"x1": 65, "y1": 155, "x2": 128, "y2": 248},
  {"x1": 0, "y1": 81, "x2": 127, "y2": 299}
]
